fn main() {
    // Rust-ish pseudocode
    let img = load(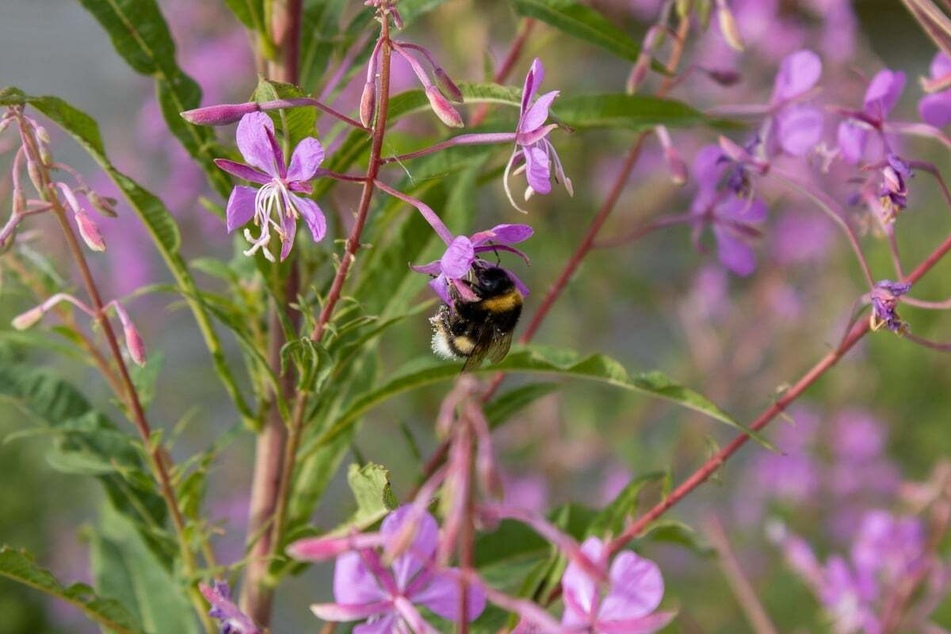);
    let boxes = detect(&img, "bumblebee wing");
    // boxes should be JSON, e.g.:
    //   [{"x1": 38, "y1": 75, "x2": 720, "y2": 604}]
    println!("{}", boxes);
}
[
  {"x1": 486, "y1": 327, "x2": 514, "y2": 364},
  {"x1": 460, "y1": 321, "x2": 495, "y2": 373}
]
